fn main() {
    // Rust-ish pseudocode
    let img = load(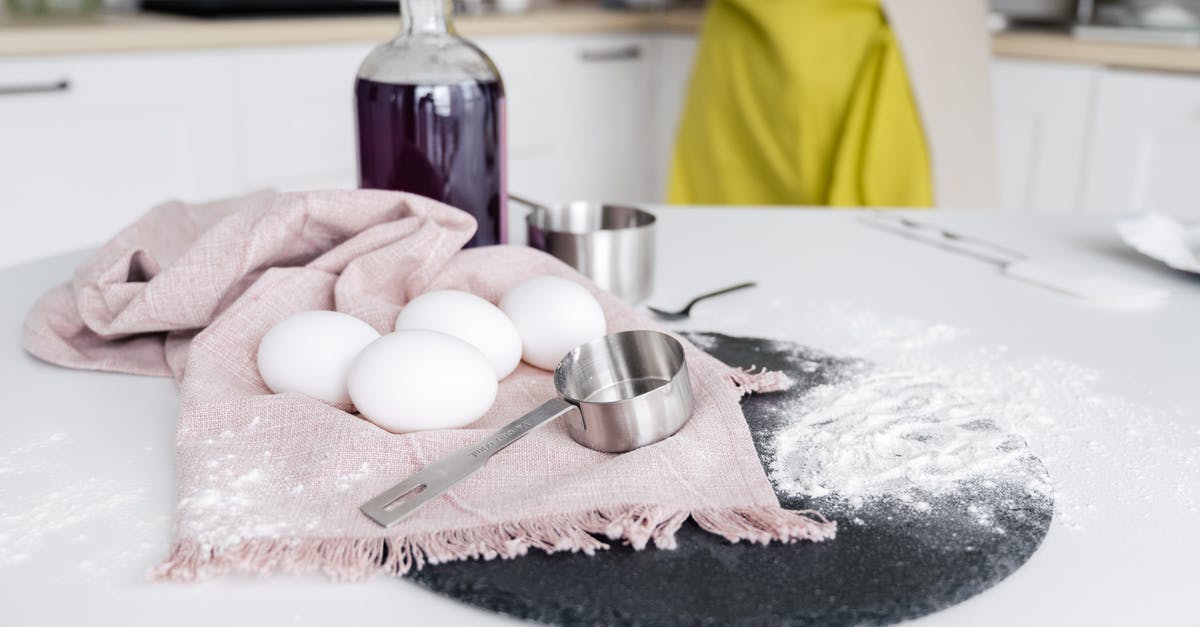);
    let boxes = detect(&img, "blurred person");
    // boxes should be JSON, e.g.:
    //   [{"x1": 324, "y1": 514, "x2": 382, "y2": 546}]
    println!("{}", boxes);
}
[{"x1": 670, "y1": 0, "x2": 994, "y2": 208}]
